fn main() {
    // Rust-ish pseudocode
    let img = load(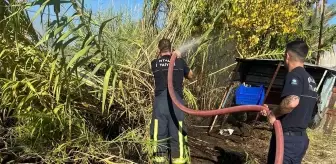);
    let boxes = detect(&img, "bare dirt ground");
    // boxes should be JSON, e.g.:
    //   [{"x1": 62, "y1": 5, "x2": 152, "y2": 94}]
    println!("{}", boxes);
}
[
  {"x1": 186, "y1": 115, "x2": 336, "y2": 164},
  {"x1": 186, "y1": 115, "x2": 271, "y2": 164}
]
